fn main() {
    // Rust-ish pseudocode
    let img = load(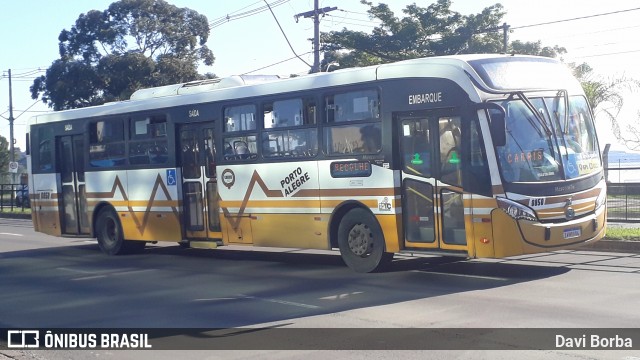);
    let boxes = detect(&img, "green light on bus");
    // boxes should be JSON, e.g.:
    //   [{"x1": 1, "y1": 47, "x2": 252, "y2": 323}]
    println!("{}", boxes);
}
[
  {"x1": 449, "y1": 151, "x2": 460, "y2": 164},
  {"x1": 411, "y1": 153, "x2": 424, "y2": 165}
]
